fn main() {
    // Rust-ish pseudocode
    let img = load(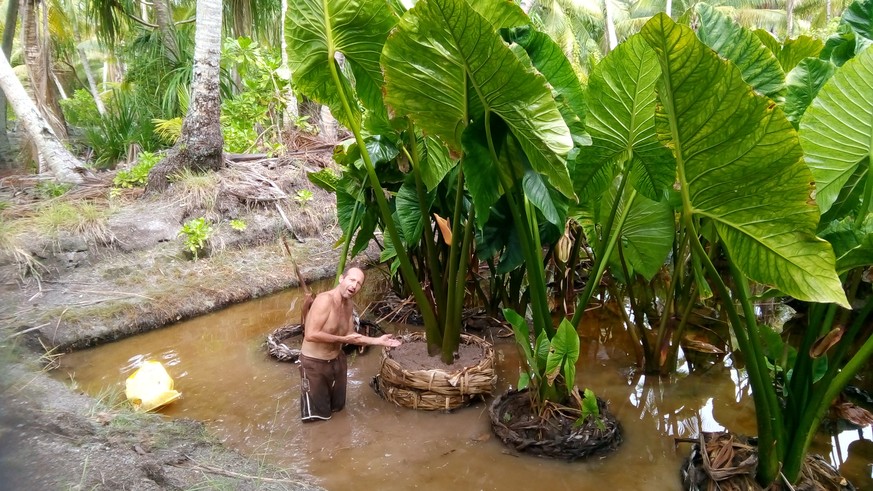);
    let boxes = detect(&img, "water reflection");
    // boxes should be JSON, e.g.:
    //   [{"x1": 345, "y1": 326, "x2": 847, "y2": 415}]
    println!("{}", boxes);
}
[{"x1": 55, "y1": 277, "x2": 871, "y2": 490}]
